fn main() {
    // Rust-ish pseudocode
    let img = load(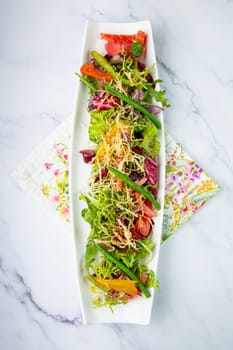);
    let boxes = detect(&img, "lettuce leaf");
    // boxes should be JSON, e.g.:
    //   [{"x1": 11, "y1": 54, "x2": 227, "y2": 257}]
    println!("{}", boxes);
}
[
  {"x1": 141, "y1": 122, "x2": 160, "y2": 157},
  {"x1": 89, "y1": 110, "x2": 109, "y2": 143},
  {"x1": 132, "y1": 119, "x2": 160, "y2": 157}
]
